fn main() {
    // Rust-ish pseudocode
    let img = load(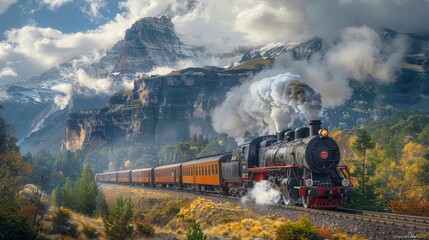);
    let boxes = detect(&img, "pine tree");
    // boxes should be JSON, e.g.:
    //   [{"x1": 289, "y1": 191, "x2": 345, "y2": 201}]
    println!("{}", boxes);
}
[
  {"x1": 62, "y1": 177, "x2": 74, "y2": 209},
  {"x1": 51, "y1": 186, "x2": 64, "y2": 207},
  {"x1": 186, "y1": 219, "x2": 207, "y2": 240},
  {"x1": 74, "y1": 163, "x2": 98, "y2": 215},
  {"x1": 352, "y1": 129, "x2": 375, "y2": 194},
  {"x1": 95, "y1": 190, "x2": 109, "y2": 217},
  {"x1": 104, "y1": 196, "x2": 134, "y2": 240},
  {"x1": 0, "y1": 151, "x2": 31, "y2": 209}
]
